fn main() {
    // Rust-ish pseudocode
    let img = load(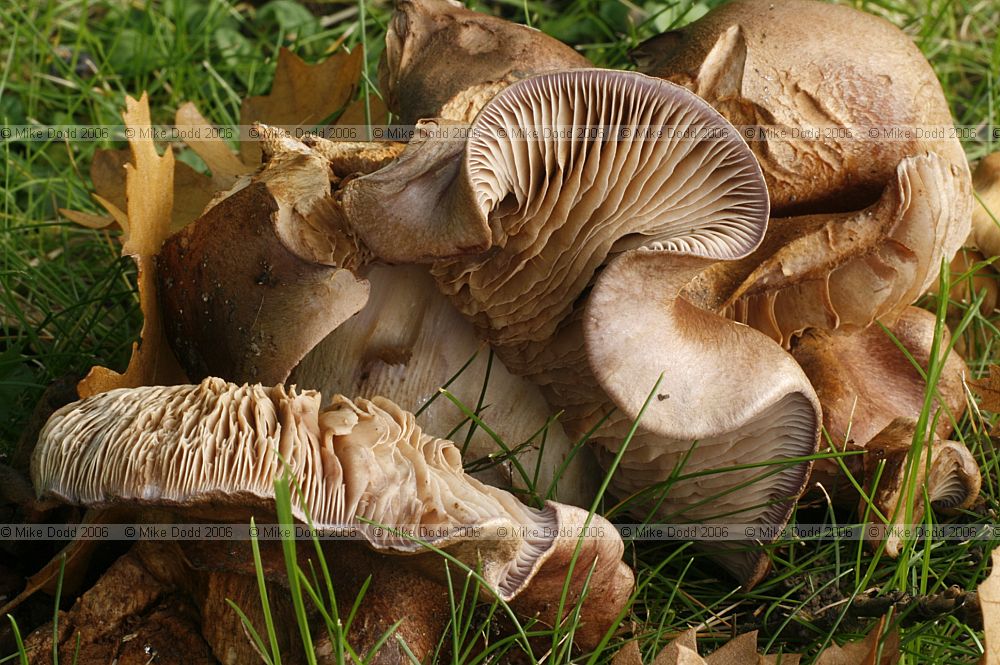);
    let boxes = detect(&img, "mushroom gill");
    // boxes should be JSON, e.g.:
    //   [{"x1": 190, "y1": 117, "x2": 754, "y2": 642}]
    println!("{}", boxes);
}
[
  {"x1": 31, "y1": 378, "x2": 633, "y2": 649},
  {"x1": 345, "y1": 69, "x2": 820, "y2": 585}
]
